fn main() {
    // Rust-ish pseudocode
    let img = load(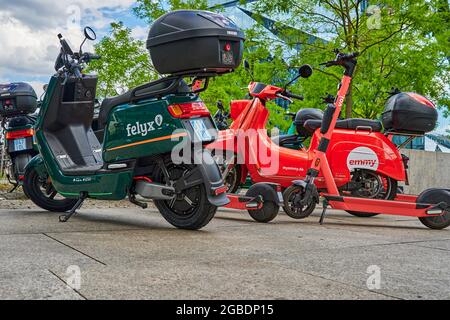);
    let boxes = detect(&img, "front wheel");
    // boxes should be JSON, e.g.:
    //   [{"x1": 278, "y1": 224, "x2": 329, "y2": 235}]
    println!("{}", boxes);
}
[
  {"x1": 152, "y1": 160, "x2": 217, "y2": 230},
  {"x1": 283, "y1": 185, "x2": 316, "y2": 219},
  {"x1": 23, "y1": 167, "x2": 78, "y2": 212}
]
